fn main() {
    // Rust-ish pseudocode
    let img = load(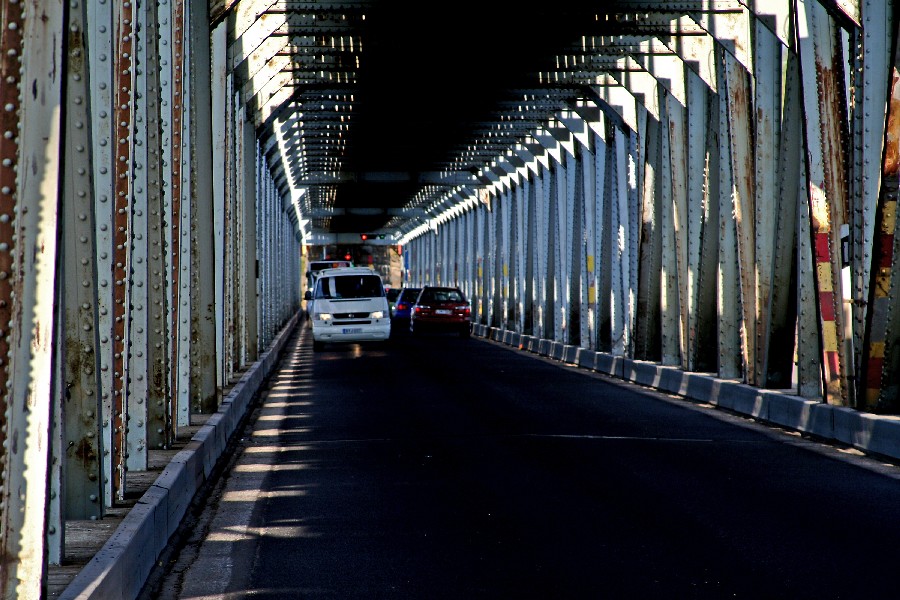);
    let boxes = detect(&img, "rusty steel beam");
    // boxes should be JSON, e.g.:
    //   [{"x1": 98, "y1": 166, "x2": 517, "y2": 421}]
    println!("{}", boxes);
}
[
  {"x1": 1, "y1": 0, "x2": 65, "y2": 595},
  {"x1": 111, "y1": 0, "x2": 136, "y2": 503},
  {"x1": 798, "y1": 0, "x2": 851, "y2": 405}
]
